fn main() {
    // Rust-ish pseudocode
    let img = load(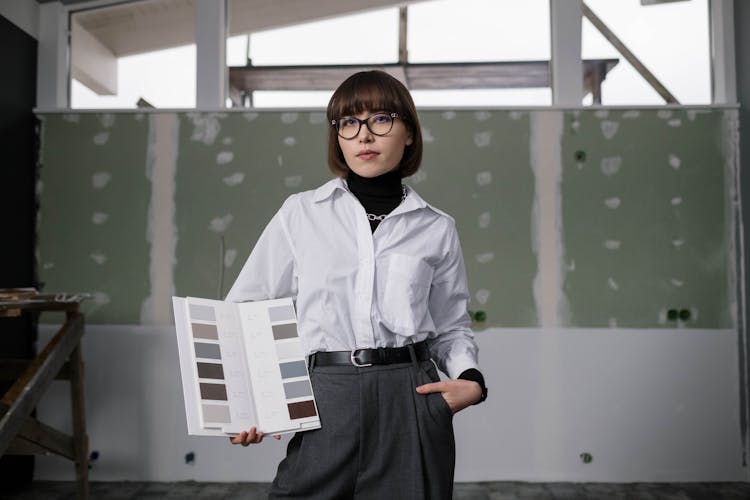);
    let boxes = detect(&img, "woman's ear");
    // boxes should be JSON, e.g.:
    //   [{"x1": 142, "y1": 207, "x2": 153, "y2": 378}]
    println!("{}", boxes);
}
[{"x1": 405, "y1": 133, "x2": 414, "y2": 147}]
